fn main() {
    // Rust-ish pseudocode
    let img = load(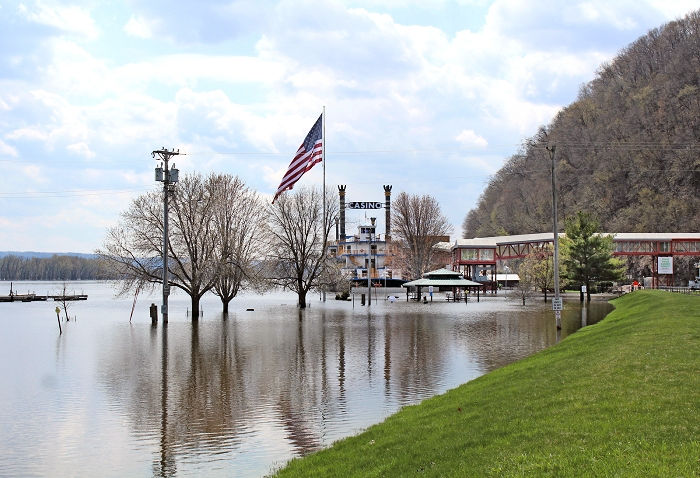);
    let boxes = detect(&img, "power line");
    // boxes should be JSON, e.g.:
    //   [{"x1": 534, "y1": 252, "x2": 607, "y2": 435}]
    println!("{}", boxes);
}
[
  {"x1": 0, "y1": 188, "x2": 151, "y2": 199},
  {"x1": 1, "y1": 167, "x2": 696, "y2": 198}
]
